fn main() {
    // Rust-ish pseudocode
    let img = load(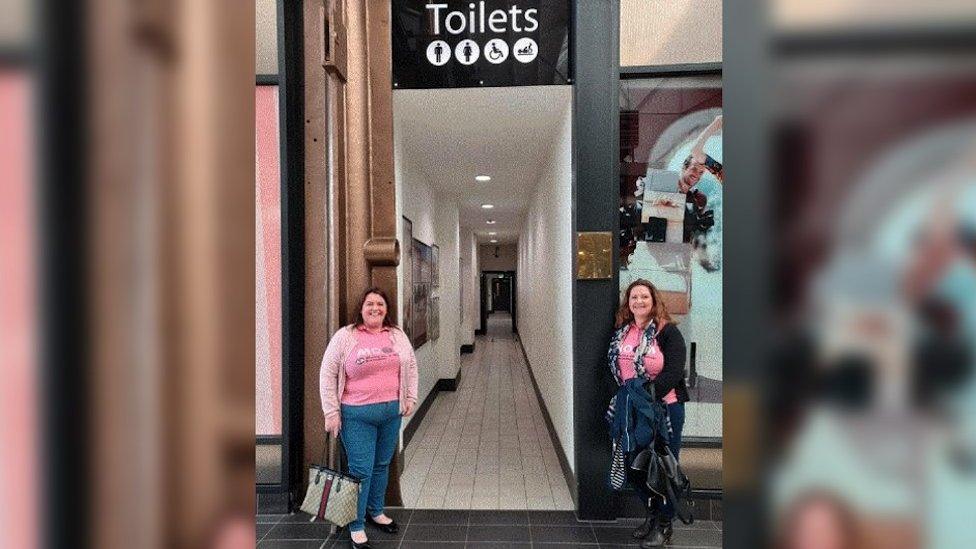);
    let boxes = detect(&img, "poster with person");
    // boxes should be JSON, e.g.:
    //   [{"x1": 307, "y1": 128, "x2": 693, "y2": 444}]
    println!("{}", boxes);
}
[{"x1": 619, "y1": 76, "x2": 723, "y2": 439}]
